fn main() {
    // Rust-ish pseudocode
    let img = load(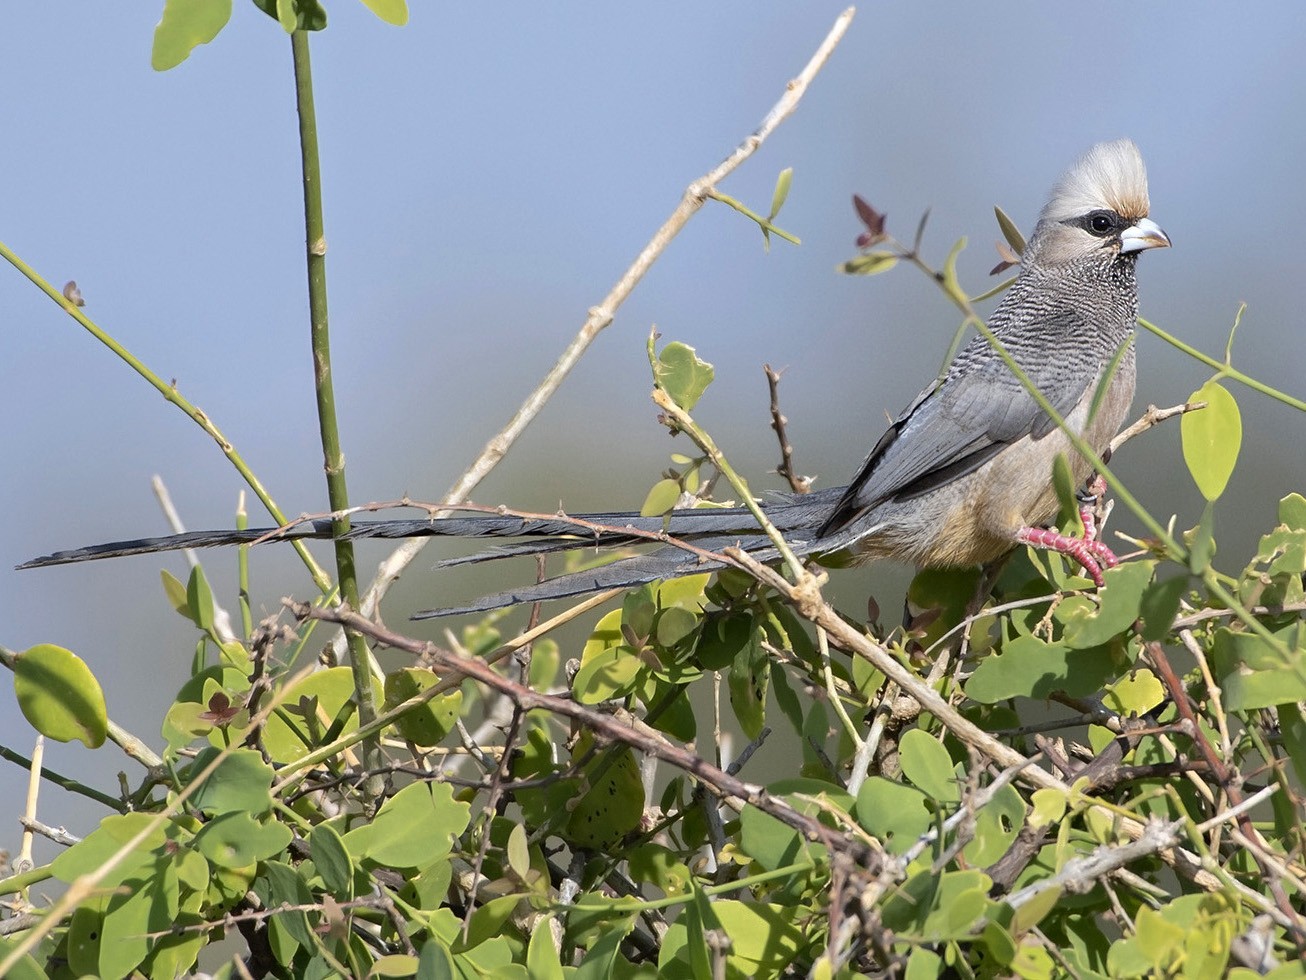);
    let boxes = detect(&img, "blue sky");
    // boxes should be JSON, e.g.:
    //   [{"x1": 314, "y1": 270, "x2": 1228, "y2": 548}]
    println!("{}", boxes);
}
[{"x1": 2, "y1": 3, "x2": 1304, "y2": 847}]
